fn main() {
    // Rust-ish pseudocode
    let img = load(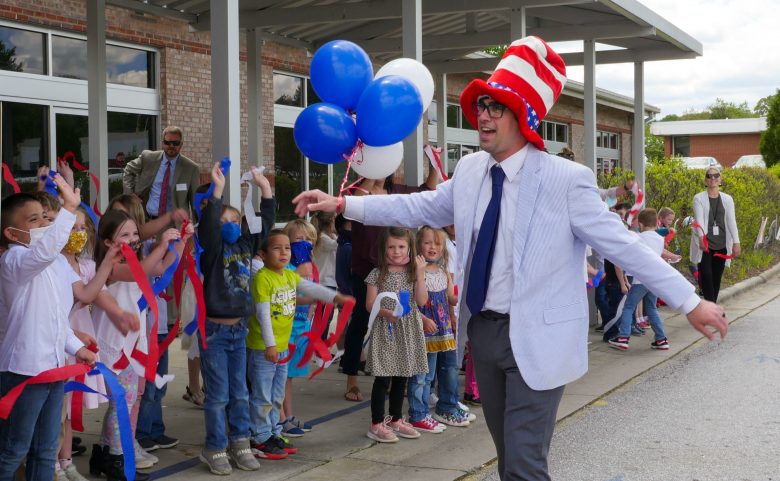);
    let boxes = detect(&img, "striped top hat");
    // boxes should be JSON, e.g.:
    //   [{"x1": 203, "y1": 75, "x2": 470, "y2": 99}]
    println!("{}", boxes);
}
[{"x1": 460, "y1": 36, "x2": 567, "y2": 150}]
